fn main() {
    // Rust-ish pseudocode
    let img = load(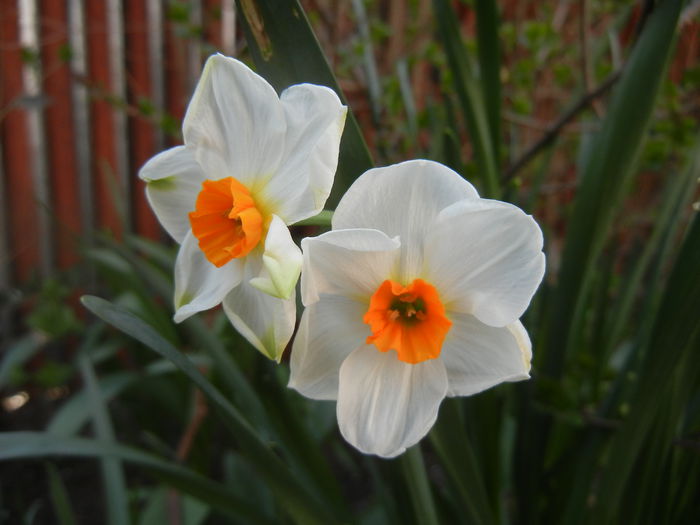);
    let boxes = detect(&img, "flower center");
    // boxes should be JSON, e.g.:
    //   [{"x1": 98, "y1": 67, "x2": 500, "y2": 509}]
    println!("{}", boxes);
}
[
  {"x1": 189, "y1": 177, "x2": 263, "y2": 267},
  {"x1": 363, "y1": 279, "x2": 452, "y2": 364}
]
